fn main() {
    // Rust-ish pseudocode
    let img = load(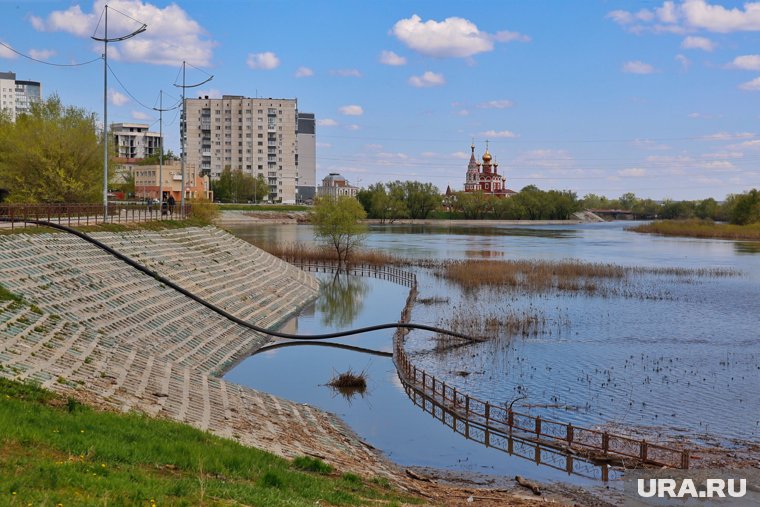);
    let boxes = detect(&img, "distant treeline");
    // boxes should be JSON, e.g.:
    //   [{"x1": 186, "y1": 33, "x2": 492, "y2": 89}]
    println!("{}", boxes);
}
[{"x1": 356, "y1": 182, "x2": 760, "y2": 225}]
